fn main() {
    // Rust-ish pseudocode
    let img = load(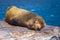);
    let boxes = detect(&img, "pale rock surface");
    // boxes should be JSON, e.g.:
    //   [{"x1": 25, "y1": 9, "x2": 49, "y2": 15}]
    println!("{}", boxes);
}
[{"x1": 0, "y1": 21, "x2": 60, "y2": 40}]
